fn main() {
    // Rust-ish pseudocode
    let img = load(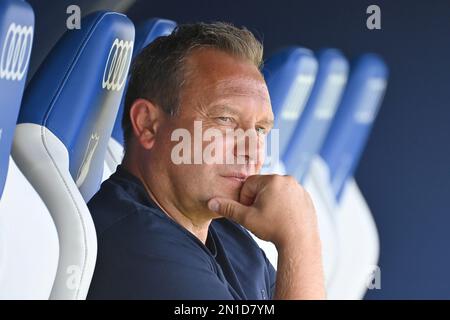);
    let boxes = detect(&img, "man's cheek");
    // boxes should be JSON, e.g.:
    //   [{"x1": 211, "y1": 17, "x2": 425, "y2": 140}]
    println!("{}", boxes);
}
[
  {"x1": 256, "y1": 138, "x2": 266, "y2": 170},
  {"x1": 222, "y1": 135, "x2": 235, "y2": 164}
]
